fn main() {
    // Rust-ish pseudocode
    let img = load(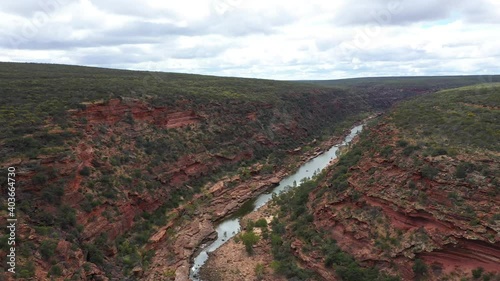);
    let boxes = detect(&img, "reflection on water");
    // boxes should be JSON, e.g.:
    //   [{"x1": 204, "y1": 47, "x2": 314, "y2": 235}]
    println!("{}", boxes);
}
[{"x1": 190, "y1": 124, "x2": 364, "y2": 280}]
